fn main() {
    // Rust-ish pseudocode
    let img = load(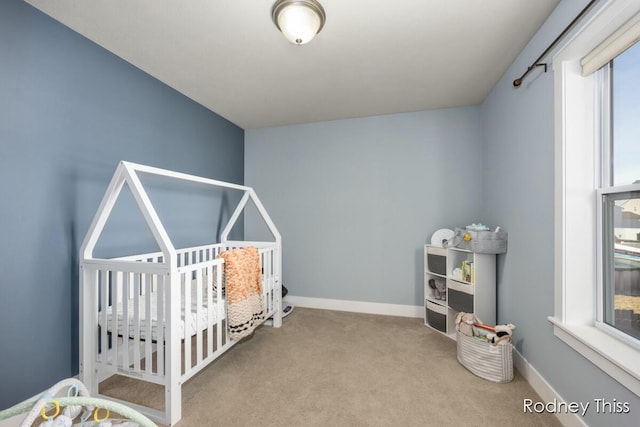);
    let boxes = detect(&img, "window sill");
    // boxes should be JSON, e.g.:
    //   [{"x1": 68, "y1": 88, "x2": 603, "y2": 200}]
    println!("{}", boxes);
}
[{"x1": 548, "y1": 316, "x2": 640, "y2": 396}]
